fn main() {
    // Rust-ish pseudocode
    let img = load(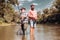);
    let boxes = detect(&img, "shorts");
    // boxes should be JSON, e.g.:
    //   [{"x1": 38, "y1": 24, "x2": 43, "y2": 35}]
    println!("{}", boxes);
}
[{"x1": 29, "y1": 19, "x2": 36, "y2": 28}]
